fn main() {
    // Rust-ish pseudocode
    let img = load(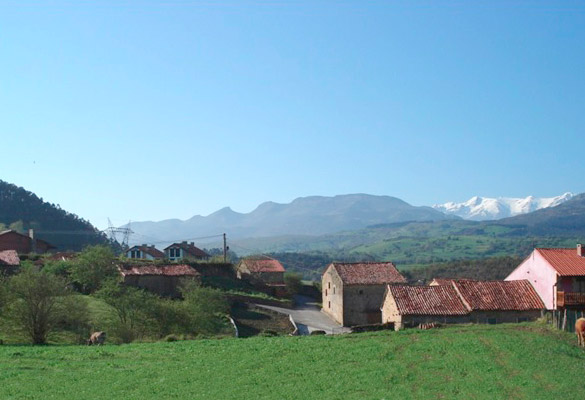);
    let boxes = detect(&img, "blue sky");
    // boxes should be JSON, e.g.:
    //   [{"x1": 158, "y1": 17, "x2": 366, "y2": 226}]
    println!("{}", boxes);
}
[{"x1": 1, "y1": 1, "x2": 584, "y2": 229}]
